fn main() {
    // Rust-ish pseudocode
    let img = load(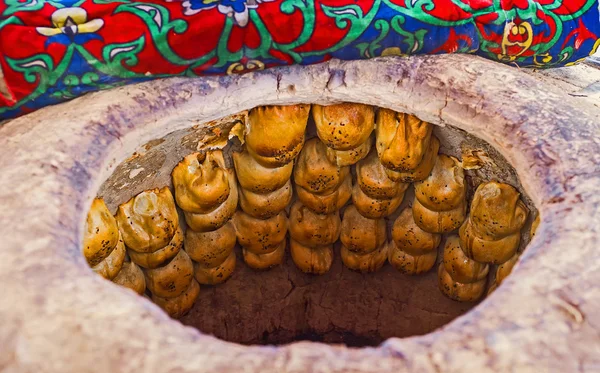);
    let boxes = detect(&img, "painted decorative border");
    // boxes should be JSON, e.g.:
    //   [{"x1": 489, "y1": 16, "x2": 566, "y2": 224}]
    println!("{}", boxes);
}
[{"x1": 0, "y1": 0, "x2": 598, "y2": 119}]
